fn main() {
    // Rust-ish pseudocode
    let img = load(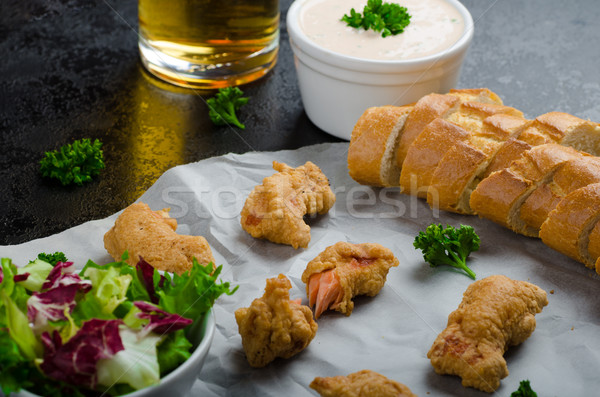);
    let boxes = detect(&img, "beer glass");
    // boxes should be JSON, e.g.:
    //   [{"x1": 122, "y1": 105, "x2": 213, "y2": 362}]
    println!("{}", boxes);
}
[{"x1": 138, "y1": 0, "x2": 280, "y2": 89}]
